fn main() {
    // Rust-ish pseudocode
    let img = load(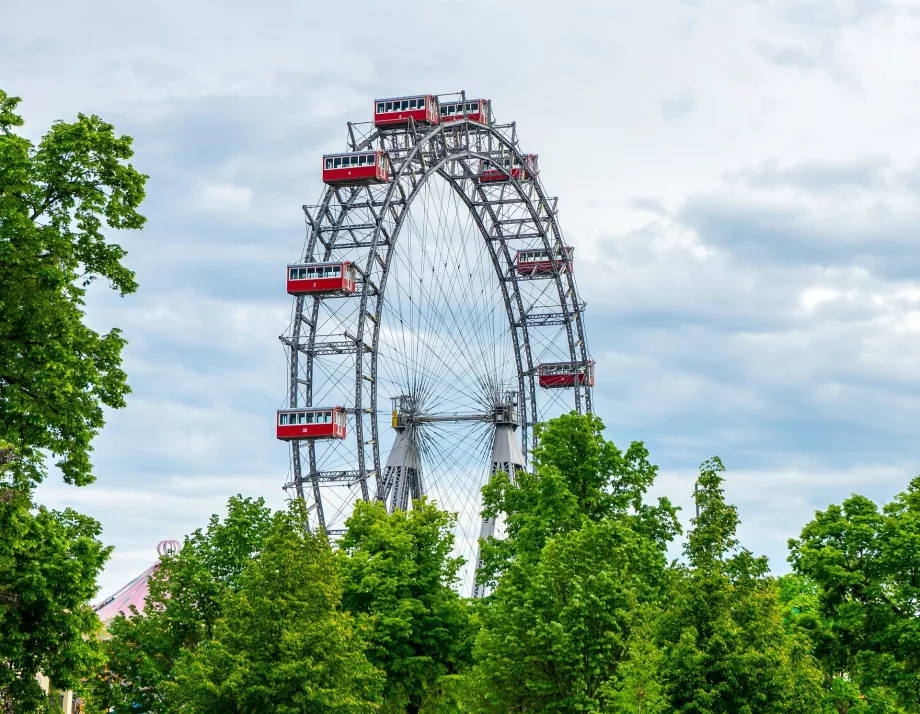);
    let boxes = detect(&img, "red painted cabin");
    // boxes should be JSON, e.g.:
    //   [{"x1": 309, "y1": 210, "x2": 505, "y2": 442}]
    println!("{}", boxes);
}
[
  {"x1": 439, "y1": 99, "x2": 491, "y2": 124},
  {"x1": 537, "y1": 361, "x2": 595, "y2": 389},
  {"x1": 287, "y1": 262, "x2": 357, "y2": 295},
  {"x1": 479, "y1": 154, "x2": 539, "y2": 183},
  {"x1": 374, "y1": 95, "x2": 439, "y2": 127},
  {"x1": 322, "y1": 151, "x2": 389, "y2": 185},
  {"x1": 277, "y1": 407, "x2": 347, "y2": 441},
  {"x1": 515, "y1": 246, "x2": 574, "y2": 276}
]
